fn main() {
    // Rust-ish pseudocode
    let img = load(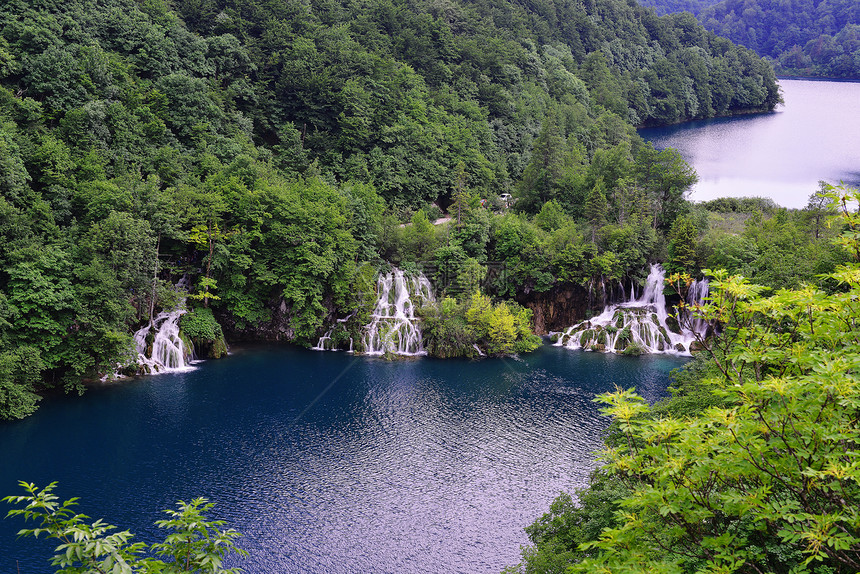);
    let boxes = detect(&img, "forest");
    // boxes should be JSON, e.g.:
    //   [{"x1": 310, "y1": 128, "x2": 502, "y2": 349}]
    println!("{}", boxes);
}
[
  {"x1": 641, "y1": 0, "x2": 860, "y2": 79},
  {"x1": 2, "y1": 1, "x2": 858, "y2": 572},
  {"x1": 0, "y1": 0, "x2": 782, "y2": 420}
]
